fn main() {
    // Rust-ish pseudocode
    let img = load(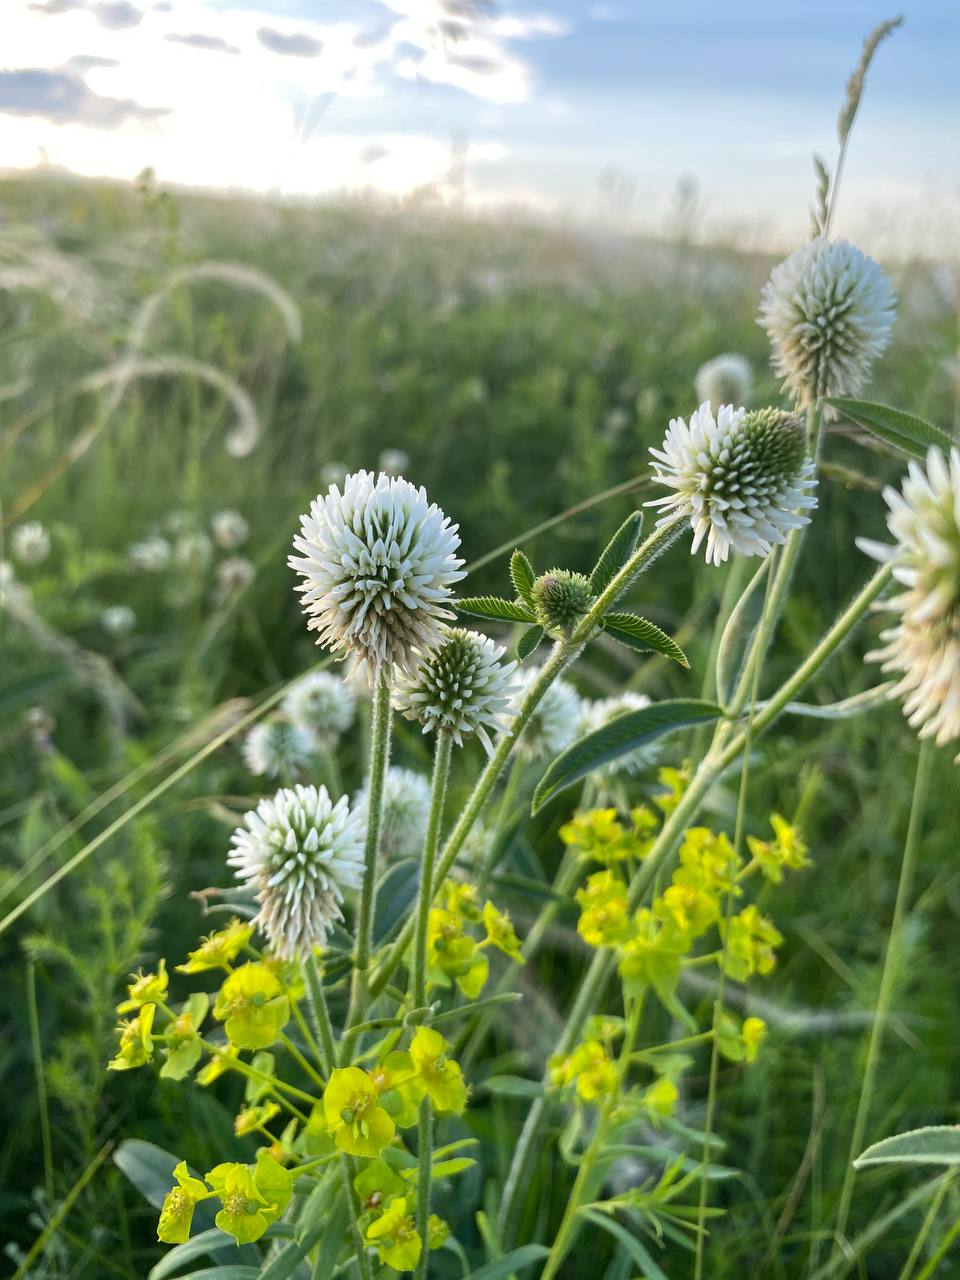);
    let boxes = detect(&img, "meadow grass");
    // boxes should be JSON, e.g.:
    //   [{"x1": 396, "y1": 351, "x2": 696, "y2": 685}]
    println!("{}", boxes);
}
[{"x1": 2, "y1": 169, "x2": 960, "y2": 1278}]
